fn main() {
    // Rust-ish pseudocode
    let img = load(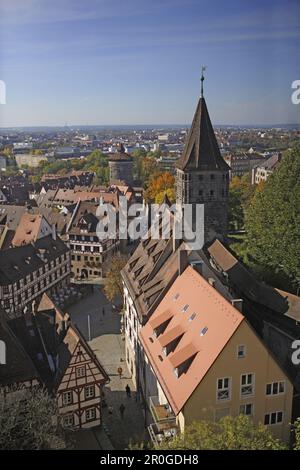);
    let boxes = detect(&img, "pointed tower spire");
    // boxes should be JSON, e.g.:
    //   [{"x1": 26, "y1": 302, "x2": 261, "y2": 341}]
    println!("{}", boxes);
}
[{"x1": 176, "y1": 78, "x2": 229, "y2": 172}]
